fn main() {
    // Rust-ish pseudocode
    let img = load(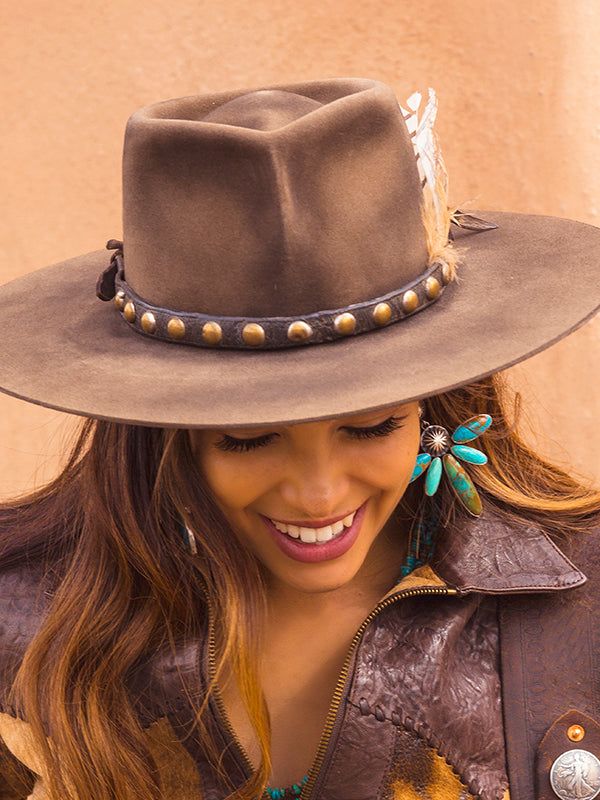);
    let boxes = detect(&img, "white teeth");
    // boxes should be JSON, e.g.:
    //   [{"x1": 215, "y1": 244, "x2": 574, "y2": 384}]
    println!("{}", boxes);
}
[
  {"x1": 316, "y1": 525, "x2": 333, "y2": 542},
  {"x1": 299, "y1": 527, "x2": 317, "y2": 543},
  {"x1": 269, "y1": 509, "x2": 358, "y2": 544}
]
